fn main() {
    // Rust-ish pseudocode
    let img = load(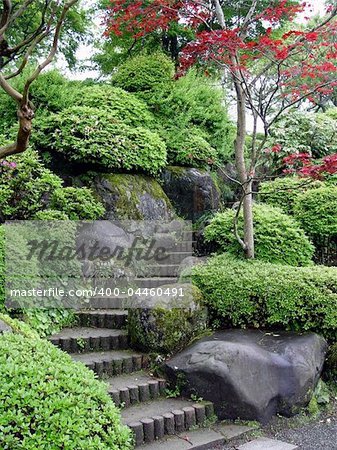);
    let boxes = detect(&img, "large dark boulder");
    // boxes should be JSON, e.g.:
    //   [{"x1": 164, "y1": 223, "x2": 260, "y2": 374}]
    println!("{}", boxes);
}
[
  {"x1": 91, "y1": 173, "x2": 176, "y2": 220},
  {"x1": 160, "y1": 167, "x2": 222, "y2": 222},
  {"x1": 165, "y1": 330, "x2": 327, "y2": 424}
]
